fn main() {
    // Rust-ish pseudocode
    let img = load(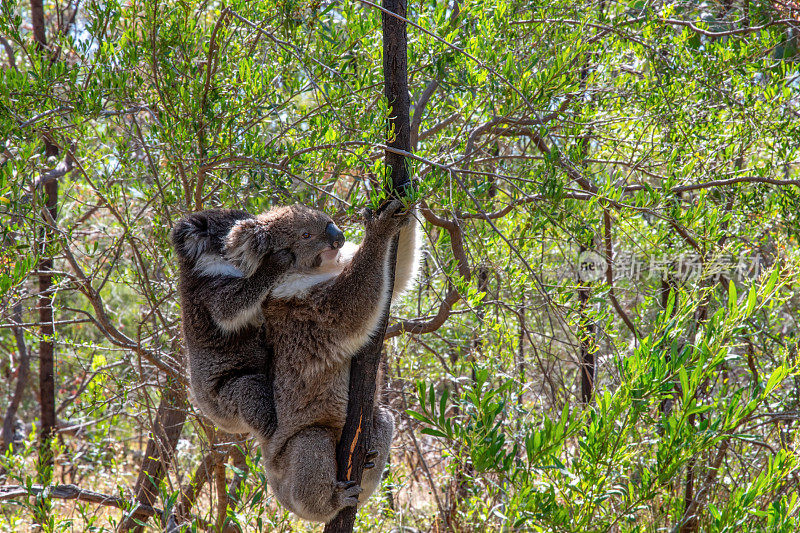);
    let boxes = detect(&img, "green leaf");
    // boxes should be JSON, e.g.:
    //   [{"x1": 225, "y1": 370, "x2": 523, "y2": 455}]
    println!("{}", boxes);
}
[
  {"x1": 745, "y1": 285, "x2": 757, "y2": 317},
  {"x1": 664, "y1": 288, "x2": 675, "y2": 319},
  {"x1": 678, "y1": 367, "x2": 690, "y2": 403},
  {"x1": 763, "y1": 367, "x2": 786, "y2": 395},
  {"x1": 765, "y1": 268, "x2": 779, "y2": 294},
  {"x1": 406, "y1": 410, "x2": 431, "y2": 424},
  {"x1": 728, "y1": 280, "x2": 737, "y2": 313},
  {"x1": 420, "y1": 428, "x2": 449, "y2": 439}
]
